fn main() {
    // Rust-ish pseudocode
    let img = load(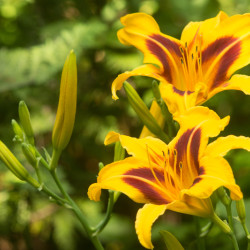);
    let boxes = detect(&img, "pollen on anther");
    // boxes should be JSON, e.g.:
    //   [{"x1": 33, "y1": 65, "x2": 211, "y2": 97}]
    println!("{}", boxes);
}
[{"x1": 179, "y1": 162, "x2": 183, "y2": 169}]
